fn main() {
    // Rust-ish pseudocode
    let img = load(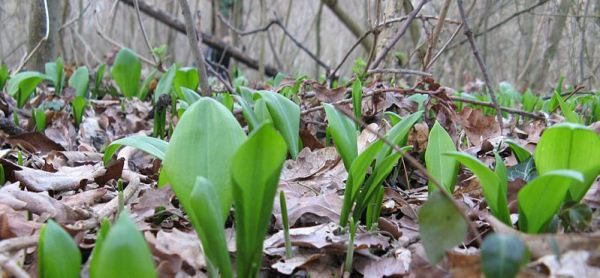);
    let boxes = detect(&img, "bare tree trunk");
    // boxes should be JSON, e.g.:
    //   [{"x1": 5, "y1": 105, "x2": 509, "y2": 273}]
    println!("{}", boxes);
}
[
  {"x1": 531, "y1": 0, "x2": 572, "y2": 91},
  {"x1": 27, "y1": 0, "x2": 62, "y2": 72}
]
